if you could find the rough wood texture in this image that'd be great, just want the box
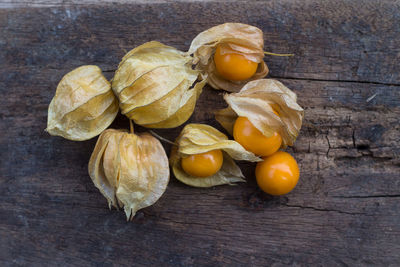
[1,1,400,266]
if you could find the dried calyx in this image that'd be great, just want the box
[112,41,206,128]
[170,123,260,188]
[187,23,268,92]
[215,79,304,147]
[88,122,169,220]
[46,65,119,141]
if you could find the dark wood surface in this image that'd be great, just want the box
[1,1,400,266]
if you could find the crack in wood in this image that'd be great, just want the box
[102,69,117,73]
[332,194,400,199]
[333,154,395,162]
[271,75,400,87]
[39,69,400,88]
[142,212,211,227]
[325,134,331,158]
[282,204,366,216]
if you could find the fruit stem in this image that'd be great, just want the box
[264,51,294,57]
[129,120,134,134]
[149,130,177,146]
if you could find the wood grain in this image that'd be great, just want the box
[1,1,399,266]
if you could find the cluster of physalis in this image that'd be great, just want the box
[46,23,304,220]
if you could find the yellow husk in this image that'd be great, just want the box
[46,65,118,141]
[187,23,268,92]
[215,79,304,147]
[88,129,170,220]
[170,124,260,188]
[112,41,206,128]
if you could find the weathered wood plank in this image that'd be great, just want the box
[1,0,400,84]
[0,0,216,9]
[1,1,400,266]
[1,71,399,265]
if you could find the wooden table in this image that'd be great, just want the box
[1,1,399,266]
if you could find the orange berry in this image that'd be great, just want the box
[255,151,299,195]
[233,117,282,157]
[181,149,223,177]
[214,44,258,81]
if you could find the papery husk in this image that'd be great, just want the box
[112,41,206,128]
[170,124,260,188]
[46,65,118,141]
[88,128,170,220]
[215,79,304,147]
[187,23,268,92]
